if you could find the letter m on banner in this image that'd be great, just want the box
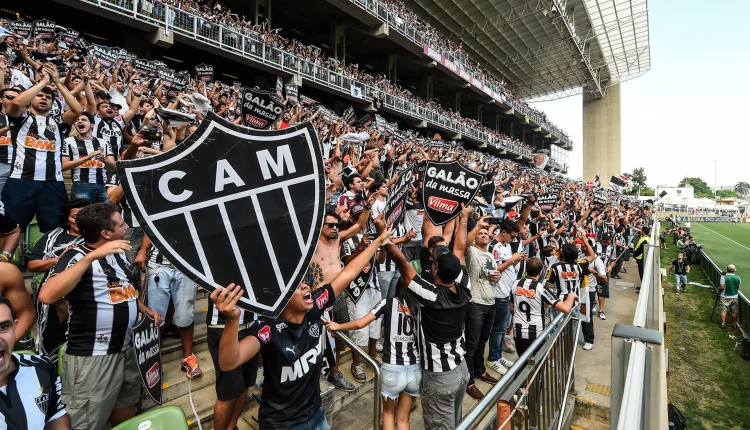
[117,112,325,317]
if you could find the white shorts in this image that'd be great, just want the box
[347,288,382,346]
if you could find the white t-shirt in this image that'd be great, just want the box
[371,198,387,219]
[109,86,129,113]
[587,257,606,288]
[492,241,515,299]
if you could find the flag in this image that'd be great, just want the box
[155,108,195,127]
[593,171,601,189]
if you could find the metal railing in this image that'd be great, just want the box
[611,213,668,429]
[696,245,750,335]
[67,0,562,155]
[330,330,381,427]
[456,311,580,430]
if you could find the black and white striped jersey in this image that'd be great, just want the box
[407,271,470,372]
[48,244,138,356]
[370,298,419,365]
[0,113,12,164]
[341,234,380,290]
[62,137,112,184]
[206,298,257,326]
[545,262,581,299]
[93,115,125,160]
[512,278,559,340]
[7,112,64,181]
[105,173,139,228]
[0,354,66,429]
[378,224,406,272]
[595,242,615,267]
[148,245,171,267]
[29,228,84,262]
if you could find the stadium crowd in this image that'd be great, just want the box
[0,13,649,430]
[103,0,565,149]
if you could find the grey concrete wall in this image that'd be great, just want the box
[583,83,621,185]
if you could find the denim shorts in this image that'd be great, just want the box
[381,362,422,399]
[147,265,197,327]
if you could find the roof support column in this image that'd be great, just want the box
[424,76,433,101]
[388,54,397,84]
[495,114,501,132]
[583,82,621,185]
[254,0,271,28]
[330,22,346,64]
[477,105,482,123]
[455,92,461,112]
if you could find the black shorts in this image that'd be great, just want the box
[597,282,610,299]
[514,337,535,356]
[207,327,260,401]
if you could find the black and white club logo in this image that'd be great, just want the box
[118,112,324,317]
[308,324,320,338]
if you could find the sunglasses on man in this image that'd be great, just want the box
[324,222,339,229]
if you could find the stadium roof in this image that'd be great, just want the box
[402,0,650,101]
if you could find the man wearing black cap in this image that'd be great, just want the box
[381,204,473,430]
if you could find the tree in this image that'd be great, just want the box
[717,189,737,199]
[625,167,648,196]
[640,187,655,196]
[678,177,713,198]
[735,181,750,198]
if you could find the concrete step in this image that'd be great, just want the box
[570,415,611,430]
[573,396,611,426]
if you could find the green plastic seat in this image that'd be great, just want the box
[112,406,190,430]
[58,342,67,380]
[26,221,44,256]
[10,247,21,266]
[409,259,422,274]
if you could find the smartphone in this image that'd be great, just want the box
[141,129,162,141]
[488,218,503,225]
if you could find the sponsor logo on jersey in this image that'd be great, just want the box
[280,335,324,383]
[24,136,57,151]
[315,288,329,309]
[257,325,272,343]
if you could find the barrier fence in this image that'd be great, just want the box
[697,246,750,336]
[611,213,668,429]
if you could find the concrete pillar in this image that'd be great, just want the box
[495,114,501,132]
[455,92,461,112]
[477,105,482,122]
[330,23,347,64]
[509,122,514,137]
[522,129,527,144]
[424,76,434,101]
[583,83,621,185]
[255,0,271,28]
[388,54,397,84]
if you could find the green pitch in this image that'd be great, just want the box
[687,222,750,281]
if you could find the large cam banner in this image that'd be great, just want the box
[421,161,482,225]
[118,113,324,317]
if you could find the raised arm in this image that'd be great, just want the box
[453,204,473,266]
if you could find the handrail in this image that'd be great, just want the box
[66,0,558,156]
[632,216,659,327]
[456,310,574,430]
[556,319,581,430]
[330,330,381,428]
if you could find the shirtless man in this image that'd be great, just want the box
[0,263,35,340]
[307,194,374,391]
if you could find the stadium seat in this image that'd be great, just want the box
[10,247,21,266]
[111,406,190,430]
[58,342,66,379]
[26,219,44,255]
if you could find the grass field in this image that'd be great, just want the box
[661,222,750,429]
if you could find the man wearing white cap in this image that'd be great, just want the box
[719,264,741,329]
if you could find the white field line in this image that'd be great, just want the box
[694,223,750,253]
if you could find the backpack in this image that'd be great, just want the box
[668,403,687,430]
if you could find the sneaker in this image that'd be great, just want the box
[499,357,515,369]
[591,305,598,314]
[583,343,594,351]
[676,291,680,295]
[503,337,516,353]
[376,340,383,353]
[599,312,606,320]
[351,364,367,383]
[486,360,508,375]
[181,354,203,379]
[328,371,356,392]
[612,274,622,279]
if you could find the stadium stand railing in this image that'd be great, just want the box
[455,306,580,429]
[65,0,558,158]
[610,213,668,429]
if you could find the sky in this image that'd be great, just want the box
[530,0,750,190]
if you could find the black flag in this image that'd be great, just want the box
[538,193,558,215]
[134,59,155,77]
[117,113,324,317]
[384,166,414,230]
[195,64,214,83]
[241,87,285,129]
[342,106,356,126]
[593,189,608,210]
[33,19,55,42]
[421,161,482,225]
[89,45,118,70]
[10,21,33,39]
[341,237,376,304]
[133,313,162,405]
[284,84,298,105]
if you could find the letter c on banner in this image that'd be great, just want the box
[159,170,193,202]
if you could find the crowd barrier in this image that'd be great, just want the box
[696,246,750,338]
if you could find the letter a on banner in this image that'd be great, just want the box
[421,161,483,225]
[118,112,325,317]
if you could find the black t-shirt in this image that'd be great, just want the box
[672,259,688,275]
[248,284,335,429]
